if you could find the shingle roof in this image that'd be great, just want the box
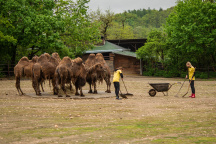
[85,41,137,57]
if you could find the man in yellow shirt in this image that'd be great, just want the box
[113,67,123,100]
[186,62,195,98]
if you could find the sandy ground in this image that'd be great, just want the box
[0,76,216,144]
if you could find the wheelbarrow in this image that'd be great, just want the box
[148,82,180,97]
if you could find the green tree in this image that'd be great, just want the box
[90,9,114,39]
[107,22,134,40]
[136,29,167,67]
[166,0,216,70]
[0,0,65,63]
[57,0,101,57]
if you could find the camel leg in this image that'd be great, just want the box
[40,82,45,92]
[69,81,73,91]
[107,81,111,93]
[16,77,24,95]
[15,77,21,95]
[80,86,84,97]
[105,80,108,93]
[36,80,41,96]
[88,83,93,93]
[75,86,79,96]
[55,78,61,96]
[93,82,98,94]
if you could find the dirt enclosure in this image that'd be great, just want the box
[0,76,216,144]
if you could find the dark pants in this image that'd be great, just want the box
[190,80,195,94]
[113,82,120,98]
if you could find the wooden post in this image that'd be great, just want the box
[140,59,143,75]
[8,62,10,77]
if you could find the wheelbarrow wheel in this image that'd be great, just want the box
[149,89,157,97]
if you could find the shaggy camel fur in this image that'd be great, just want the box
[85,54,104,93]
[52,52,61,63]
[71,57,87,97]
[32,53,59,95]
[86,63,106,94]
[95,53,111,93]
[54,57,73,97]
[14,56,39,95]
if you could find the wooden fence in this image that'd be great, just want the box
[0,62,16,77]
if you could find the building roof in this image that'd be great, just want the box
[113,51,137,58]
[85,41,137,58]
[107,39,147,52]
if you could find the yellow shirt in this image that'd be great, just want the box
[188,66,195,80]
[113,70,122,82]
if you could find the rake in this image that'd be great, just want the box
[121,79,133,96]
[174,78,186,97]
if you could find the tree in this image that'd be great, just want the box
[0,0,65,63]
[136,29,167,68]
[107,22,134,40]
[90,9,114,39]
[166,0,216,70]
[57,0,101,57]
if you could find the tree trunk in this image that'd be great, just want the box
[11,45,17,64]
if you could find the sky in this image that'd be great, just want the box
[87,0,177,13]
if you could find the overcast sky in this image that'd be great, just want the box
[87,0,177,13]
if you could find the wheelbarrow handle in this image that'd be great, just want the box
[168,83,175,90]
[168,82,181,90]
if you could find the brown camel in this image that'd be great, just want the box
[95,53,111,93]
[14,56,39,95]
[32,53,59,95]
[85,54,106,94]
[54,57,73,97]
[86,63,106,94]
[71,57,87,97]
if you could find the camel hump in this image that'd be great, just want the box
[59,57,72,66]
[44,53,51,59]
[52,52,61,62]
[19,57,29,63]
[96,53,105,62]
[32,56,38,63]
[38,54,49,62]
[73,57,83,65]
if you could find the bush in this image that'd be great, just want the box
[154,70,165,77]
[0,72,5,78]
[198,72,208,79]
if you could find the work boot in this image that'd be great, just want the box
[191,94,195,98]
[116,96,121,100]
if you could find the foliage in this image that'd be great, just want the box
[136,29,167,65]
[139,0,216,79]
[57,0,101,57]
[0,0,66,63]
[90,7,174,40]
[107,22,134,40]
[90,9,115,40]
[166,0,216,71]
[0,0,101,64]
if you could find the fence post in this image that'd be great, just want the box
[8,62,10,77]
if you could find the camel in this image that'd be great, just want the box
[54,57,73,97]
[86,63,106,94]
[85,54,106,94]
[32,53,59,95]
[14,56,40,95]
[71,57,87,97]
[95,53,111,93]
